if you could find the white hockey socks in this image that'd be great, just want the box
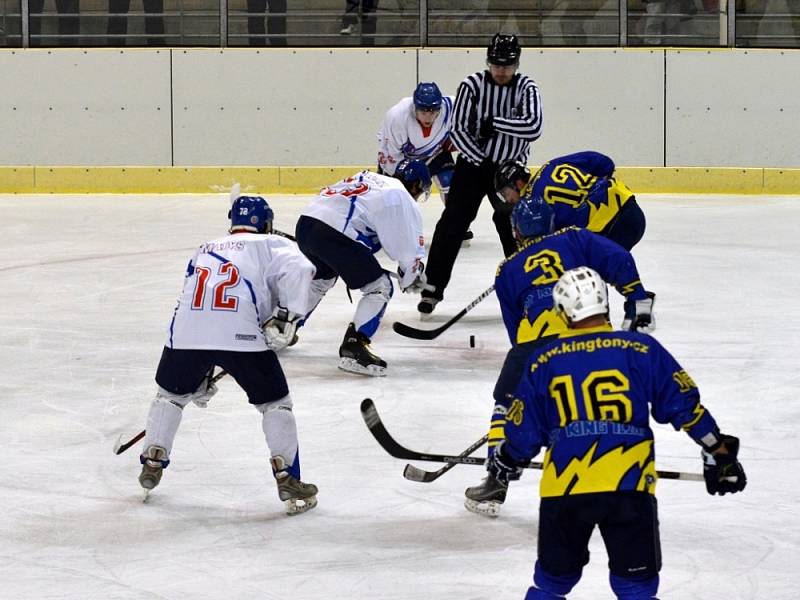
[143,388,190,456]
[256,395,299,470]
[353,274,393,332]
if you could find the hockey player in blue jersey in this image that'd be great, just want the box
[484,267,746,599]
[494,150,646,251]
[465,194,656,516]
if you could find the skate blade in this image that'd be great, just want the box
[460,240,471,248]
[418,312,434,322]
[464,498,502,518]
[142,489,151,503]
[284,495,318,515]
[338,358,386,377]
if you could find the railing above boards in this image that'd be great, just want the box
[1,0,798,48]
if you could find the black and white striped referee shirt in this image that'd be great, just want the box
[450,70,543,166]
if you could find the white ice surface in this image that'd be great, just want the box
[0,193,798,599]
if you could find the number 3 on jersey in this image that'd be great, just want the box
[191,263,240,311]
[523,249,565,285]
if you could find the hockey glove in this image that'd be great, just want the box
[487,442,524,484]
[702,434,747,496]
[263,306,301,351]
[622,291,656,333]
[190,373,219,409]
[398,260,434,294]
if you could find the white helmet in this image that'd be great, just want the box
[553,267,609,324]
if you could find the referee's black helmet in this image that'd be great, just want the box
[487,33,521,66]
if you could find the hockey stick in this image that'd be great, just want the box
[113,369,230,456]
[392,284,496,340]
[403,435,488,482]
[273,229,296,242]
[361,398,704,482]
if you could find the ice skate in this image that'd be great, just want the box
[461,229,474,248]
[338,323,387,377]
[138,445,169,491]
[464,474,507,518]
[339,23,356,35]
[417,296,440,321]
[272,456,318,515]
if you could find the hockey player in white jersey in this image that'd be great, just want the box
[138,195,319,515]
[378,82,473,246]
[295,160,432,377]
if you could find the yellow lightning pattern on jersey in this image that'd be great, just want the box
[540,439,657,497]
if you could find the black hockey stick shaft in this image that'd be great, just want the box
[392,284,496,340]
[273,229,296,241]
[403,434,489,482]
[113,369,229,456]
[361,398,704,482]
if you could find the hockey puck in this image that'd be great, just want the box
[469,335,476,348]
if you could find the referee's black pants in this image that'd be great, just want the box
[422,156,516,301]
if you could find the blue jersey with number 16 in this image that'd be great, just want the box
[503,324,719,498]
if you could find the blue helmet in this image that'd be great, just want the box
[395,159,433,200]
[413,82,443,111]
[228,195,274,233]
[511,194,555,240]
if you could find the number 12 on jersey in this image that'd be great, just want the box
[191,263,241,311]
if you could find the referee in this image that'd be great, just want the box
[418,33,544,317]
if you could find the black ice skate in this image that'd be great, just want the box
[338,323,387,377]
[461,229,474,248]
[464,474,507,518]
[417,296,440,321]
[138,445,169,492]
[271,456,318,515]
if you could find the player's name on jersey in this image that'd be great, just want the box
[200,240,247,253]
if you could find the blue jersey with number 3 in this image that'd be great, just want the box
[495,227,647,345]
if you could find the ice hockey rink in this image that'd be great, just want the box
[1,191,798,599]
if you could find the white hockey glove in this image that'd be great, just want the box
[398,260,434,294]
[263,306,301,351]
[190,375,219,409]
[621,291,656,333]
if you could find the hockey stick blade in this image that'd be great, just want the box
[363,398,704,482]
[392,284,495,340]
[361,397,491,465]
[113,430,145,455]
[403,434,489,482]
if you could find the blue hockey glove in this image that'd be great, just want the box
[622,291,656,333]
[487,442,524,484]
[702,434,747,496]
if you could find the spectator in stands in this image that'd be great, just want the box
[107,0,165,46]
[339,0,377,45]
[641,0,695,45]
[29,0,79,46]
[247,0,287,46]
